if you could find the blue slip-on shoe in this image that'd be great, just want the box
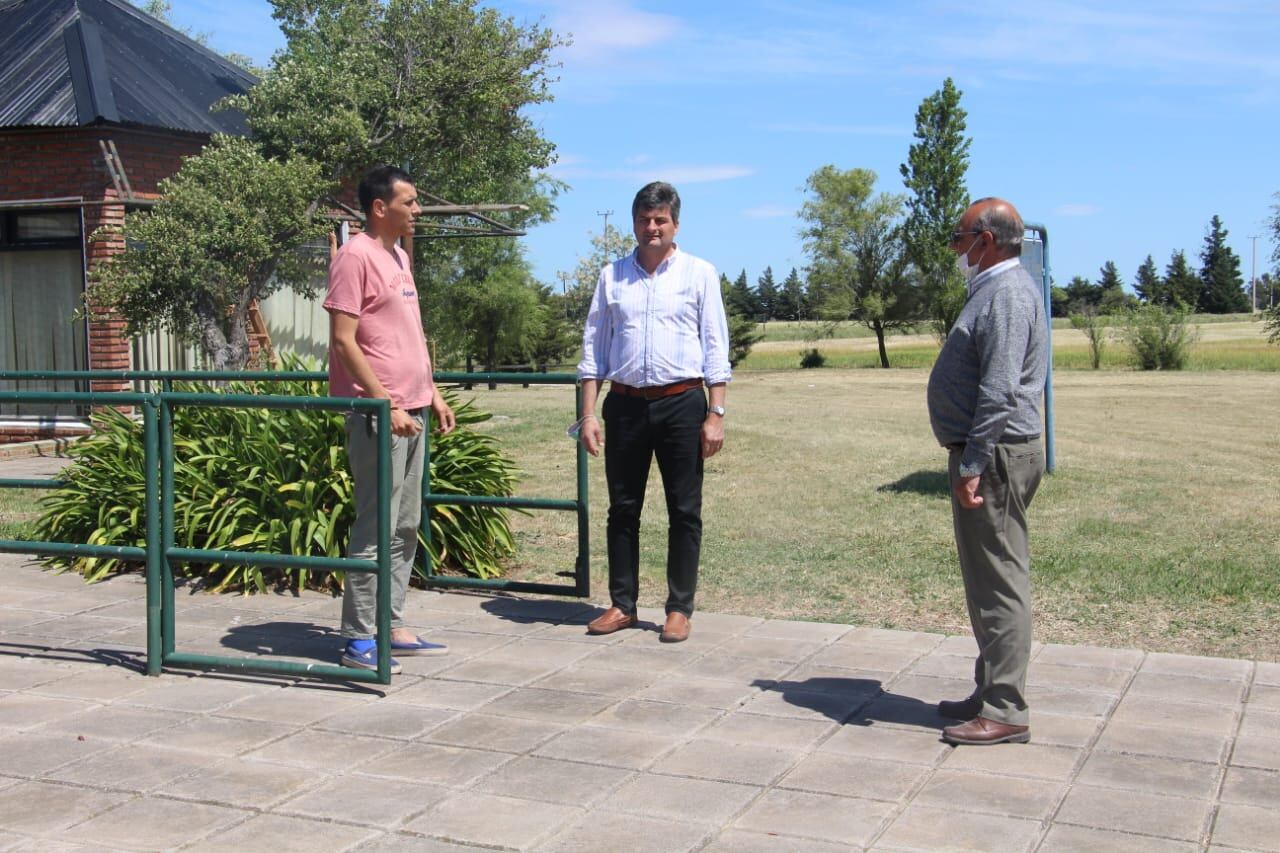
[341,642,402,674]
[391,636,449,657]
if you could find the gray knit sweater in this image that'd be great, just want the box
[927,260,1048,477]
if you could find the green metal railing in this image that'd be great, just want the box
[0,368,590,683]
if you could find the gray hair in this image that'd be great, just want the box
[971,197,1023,257]
[632,181,681,224]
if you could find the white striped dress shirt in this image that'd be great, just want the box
[577,247,733,388]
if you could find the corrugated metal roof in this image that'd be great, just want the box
[0,0,256,135]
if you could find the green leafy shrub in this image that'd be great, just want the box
[800,348,826,368]
[1120,305,1198,370]
[33,360,517,592]
[1068,308,1107,370]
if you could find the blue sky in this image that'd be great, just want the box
[171,0,1280,296]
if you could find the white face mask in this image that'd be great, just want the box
[956,237,984,284]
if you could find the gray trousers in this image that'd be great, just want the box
[341,410,425,639]
[948,440,1044,726]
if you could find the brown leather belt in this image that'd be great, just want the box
[609,378,703,400]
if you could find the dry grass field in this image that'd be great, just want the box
[472,368,1280,661]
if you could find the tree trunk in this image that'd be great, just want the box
[874,321,890,368]
[485,334,497,391]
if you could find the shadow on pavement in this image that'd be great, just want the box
[756,676,947,730]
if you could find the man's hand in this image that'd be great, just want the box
[580,416,604,457]
[431,395,456,435]
[390,407,422,437]
[701,415,724,459]
[954,474,984,509]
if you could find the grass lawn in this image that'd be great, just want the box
[470,367,1280,661]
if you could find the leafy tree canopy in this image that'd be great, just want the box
[899,77,970,338]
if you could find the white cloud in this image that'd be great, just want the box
[1056,203,1101,217]
[743,205,792,220]
[624,154,651,166]
[548,1,683,63]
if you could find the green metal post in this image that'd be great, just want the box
[160,399,176,657]
[375,401,392,685]
[143,399,162,676]
[575,382,591,596]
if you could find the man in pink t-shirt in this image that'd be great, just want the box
[325,165,455,673]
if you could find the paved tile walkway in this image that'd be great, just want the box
[1,456,1277,850]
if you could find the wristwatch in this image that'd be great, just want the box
[708,405,726,417]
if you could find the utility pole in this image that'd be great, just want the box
[558,272,569,294]
[596,209,614,259]
[1251,234,1260,312]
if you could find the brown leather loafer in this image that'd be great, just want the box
[659,611,690,643]
[938,696,983,720]
[587,606,636,635]
[943,716,1030,746]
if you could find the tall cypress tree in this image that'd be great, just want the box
[1198,215,1249,314]
[900,78,971,339]
[1134,254,1163,304]
[728,269,761,318]
[756,266,778,321]
[776,267,806,320]
[1164,250,1201,310]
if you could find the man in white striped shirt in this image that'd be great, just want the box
[577,182,732,643]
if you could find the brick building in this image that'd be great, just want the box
[0,0,254,441]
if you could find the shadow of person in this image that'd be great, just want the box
[876,469,950,497]
[754,676,948,731]
[219,620,337,662]
[479,598,652,631]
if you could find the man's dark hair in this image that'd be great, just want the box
[632,181,681,224]
[971,197,1024,257]
[358,165,414,217]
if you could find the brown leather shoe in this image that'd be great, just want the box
[938,696,983,720]
[587,606,635,635]
[659,611,690,643]
[943,716,1030,746]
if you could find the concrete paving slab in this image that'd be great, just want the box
[1034,643,1144,670]
[941,742,1083,781]
[1029,712,1104,748]
[246,728,402,770]
[702,829,850,853]
[1255,661,1280,686]
[818,721,951,765]
[733,788,894,847]
[542,811,710,853]
[361,742,511,787]
[596,773,761,826]
[164,757,318,808]
[1037,824,1198,852]
[700,710,835,751]
[1248,683,1280,711]
[0,781,130,836]
[60,797,243,850]
[405,792,581,850]
[424,712,567,754]
[46,742,221,792]
[1211,802,1280,852]
[188,813,379,852]
[1127,670,1249,705]
[1142,652,1253,681]
[874,803,1042,852]
[778,752,929,802]
[1055,785,1213,842]
[652,738,801,786]
[1231,732,1280,771]
[914,768,1064,819]
[471,755,632,806]
[533,725,680,770]
[275,774,451,829]
[1110,694,1241,735]
[480,686,616,723]
[1219,765,1280,807]
[1074,750,1221,799]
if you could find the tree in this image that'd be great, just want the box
[89,137,332,369]
[1064,275,1101,312]
[775,267,807,321]
[96,0,564,370]
[559,224,637,326]
[800,165,921,368]
[1134,254,1164,304]
[1164,250,1202,309]
[755,267,778,322]
[724,269,759,319]
[1198,215,1249,314]
[718,274,763,367]
[900,78,971,340]
[1069,308,1107,369]
[1096,261,1136,314]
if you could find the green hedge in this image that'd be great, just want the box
[33,363,518,593]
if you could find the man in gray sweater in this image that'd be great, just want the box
[927,197,1048,746]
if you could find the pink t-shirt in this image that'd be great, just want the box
[324,232,434,409]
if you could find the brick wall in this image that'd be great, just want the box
[1,127,210,441]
